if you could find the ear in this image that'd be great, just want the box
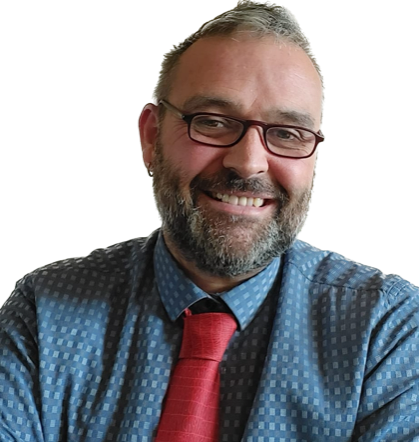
[139,103,159,167]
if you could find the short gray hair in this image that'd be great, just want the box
[153,1,322,102]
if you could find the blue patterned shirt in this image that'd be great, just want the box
[1,229,419,441]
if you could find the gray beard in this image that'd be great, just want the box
[152,142,312,278]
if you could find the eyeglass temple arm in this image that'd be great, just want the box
[159,100,185,119]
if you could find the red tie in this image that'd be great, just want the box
[155,309,237,442]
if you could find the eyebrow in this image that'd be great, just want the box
[182,96,238,112]
[181,95,316,129]
[267,109,315,129]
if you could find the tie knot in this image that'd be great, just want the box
[179,312,237,362]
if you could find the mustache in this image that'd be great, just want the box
[190,170,289,201]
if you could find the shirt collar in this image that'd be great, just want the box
[154,233,280,330]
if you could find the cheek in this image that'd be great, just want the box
[270,157,316,194]
[187,147,226,175]
[161,134,226,180]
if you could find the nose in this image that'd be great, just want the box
[222,126,269,178]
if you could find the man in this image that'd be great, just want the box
[1,1,418,441]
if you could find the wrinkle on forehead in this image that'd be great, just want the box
[170,36,323,128]
[182,95,316,128]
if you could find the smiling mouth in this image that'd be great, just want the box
[210,192,265,207]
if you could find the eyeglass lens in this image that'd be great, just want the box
[190,114,316,158]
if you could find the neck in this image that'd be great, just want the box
[163,232,265,293]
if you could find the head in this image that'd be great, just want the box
[140,1,323,281]
[154,1,322,103]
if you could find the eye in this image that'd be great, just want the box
[193,115,233,131]
[191,115,243,137]
[266,127,315,153]
[270,128,300,141]
[189,114,243,145]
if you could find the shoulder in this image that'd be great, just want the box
[282,240,419,363]
[5,230,160,308]
[284,239,418,300]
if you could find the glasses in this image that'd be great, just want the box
[159,99,324,159]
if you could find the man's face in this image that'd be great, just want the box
[145,35,323,277]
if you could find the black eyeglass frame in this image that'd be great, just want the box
[158,99,324,159]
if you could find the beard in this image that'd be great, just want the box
[152,140,312,278]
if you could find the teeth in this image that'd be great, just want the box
[215,193,264,207]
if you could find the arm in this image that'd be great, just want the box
[353,284,419,441]
[0,276,44,442]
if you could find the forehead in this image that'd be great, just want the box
[168,34,323,127]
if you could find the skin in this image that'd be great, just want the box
[140,33,323,293]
